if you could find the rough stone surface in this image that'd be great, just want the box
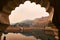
[0,12,9,24]
[0,0,59,40]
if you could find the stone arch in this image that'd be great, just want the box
[0,0,58,40]
[2,0,53,24]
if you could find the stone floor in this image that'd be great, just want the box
[1,33,41,40]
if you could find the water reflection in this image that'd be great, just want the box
[1,33,41,40]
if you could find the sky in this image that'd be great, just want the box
[9,1,49,24]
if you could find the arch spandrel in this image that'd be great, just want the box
[2,0,50,15]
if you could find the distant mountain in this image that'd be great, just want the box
[11,17,51,27]
[20,20,33,24]
[11,20,33,27]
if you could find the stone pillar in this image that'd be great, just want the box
[0,12,9,40]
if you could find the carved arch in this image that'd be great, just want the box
[0,0,58,40]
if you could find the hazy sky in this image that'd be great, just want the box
[9,1,49,24]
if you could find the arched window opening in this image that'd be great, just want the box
[9,1,49,25]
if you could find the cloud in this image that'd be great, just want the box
[9,1,49,24]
